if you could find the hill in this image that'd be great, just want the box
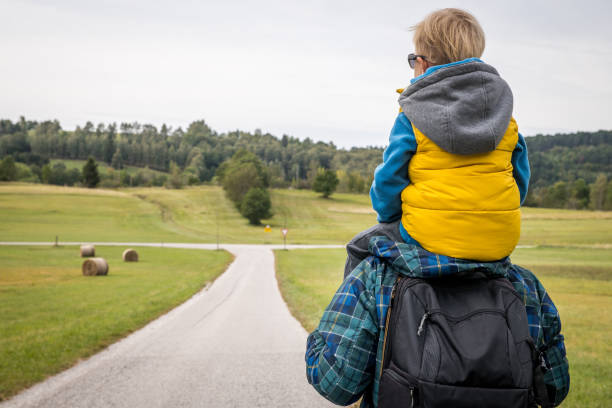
[1,184,611,246]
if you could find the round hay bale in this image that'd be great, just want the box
[80,245,95,257]
[122,249,139,262]
[82,258,109,276]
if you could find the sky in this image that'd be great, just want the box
[1,0,611,148]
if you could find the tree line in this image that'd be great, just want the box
[0,117,380,193]
[0,117,611,209]
[523,130,612,210]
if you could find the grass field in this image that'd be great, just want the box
[2,183,611,247]
[1,182,611,405]
[0,245,232,401]
[275,246,612,407]
[50,159,167,177]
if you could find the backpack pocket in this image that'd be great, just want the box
[378,364,416,408]
[418,380,529,408]
[419,309,522,387]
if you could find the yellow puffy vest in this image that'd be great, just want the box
[400,118,520,261]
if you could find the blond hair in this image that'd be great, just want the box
[412,8,485,65]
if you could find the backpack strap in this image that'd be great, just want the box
[530,341,553,408]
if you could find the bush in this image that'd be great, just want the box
[0,156,17,181]
[164,161,185,189]
[120,170,131,187]
[240,187,272,225]
[153,174,168,187]
[312,168,339,198]
[99,178,121,188]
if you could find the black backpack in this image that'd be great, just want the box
[378,273,551,408]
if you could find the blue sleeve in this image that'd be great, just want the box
[306,264,378,405]
[512,133,530,205]
[370,113,417,222]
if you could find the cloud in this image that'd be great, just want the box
[1,0,611,148]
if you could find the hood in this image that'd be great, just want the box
[367,236,510,278]
[399,61,513,155]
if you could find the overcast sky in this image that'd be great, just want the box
[1,0,611,148]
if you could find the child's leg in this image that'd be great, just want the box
[344,220,402,279]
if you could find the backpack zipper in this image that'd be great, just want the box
[416,308,506,336]
[379,276,402,378]
[384,367,417,407]
[417,312,431,336]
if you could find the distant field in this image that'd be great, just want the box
[0,184,190,243]
[275,246,612,407]
[50,159,167,177]
[130,186,377,244]
[0,183,379,244]
[2,183,611,246]
[0,245,232,401]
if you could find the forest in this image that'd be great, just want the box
[0,117,610,209]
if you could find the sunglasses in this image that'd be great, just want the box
[407,53,428,69]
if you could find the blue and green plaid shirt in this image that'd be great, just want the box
[306,237,569,407]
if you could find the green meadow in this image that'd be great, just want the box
[2,183,611,247]
[50,159,167,177]
[1,183,611,406]
[0,245,232,400]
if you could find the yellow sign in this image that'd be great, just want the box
[264,225,272,233]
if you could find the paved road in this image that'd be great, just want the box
[1,243,341,408]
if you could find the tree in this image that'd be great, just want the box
[67,168,81,186]
[120,170,131,187]
[312,168,339,198]
[568,178,589,209]
[240,187,272,225]
[0,156,17,181]
[589,174,608,210]
[49,162,68,185]
[103,124,116,163]
[540,181,568,208]
[82,157,100,188]
[216,149,269,188]
[605,181,612,211]
[218,150,269,207]
[348,171,366,193]
[222,162,264,206]
[165,161,185,189]
[41,164,52,183]
[111,148,123,169]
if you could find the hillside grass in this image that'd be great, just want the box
[50,159,167,177]
[0,245,232,401]
[275,246,612,407]
[0,184,190,243]
[2,183,611,246]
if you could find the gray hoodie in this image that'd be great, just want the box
[398,61,513,155]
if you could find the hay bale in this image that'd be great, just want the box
[80,245,95,257]
[122,249,139,262]
[82,258,109,276]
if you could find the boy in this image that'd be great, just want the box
[344,8,530,277]
[307,8,568,408]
